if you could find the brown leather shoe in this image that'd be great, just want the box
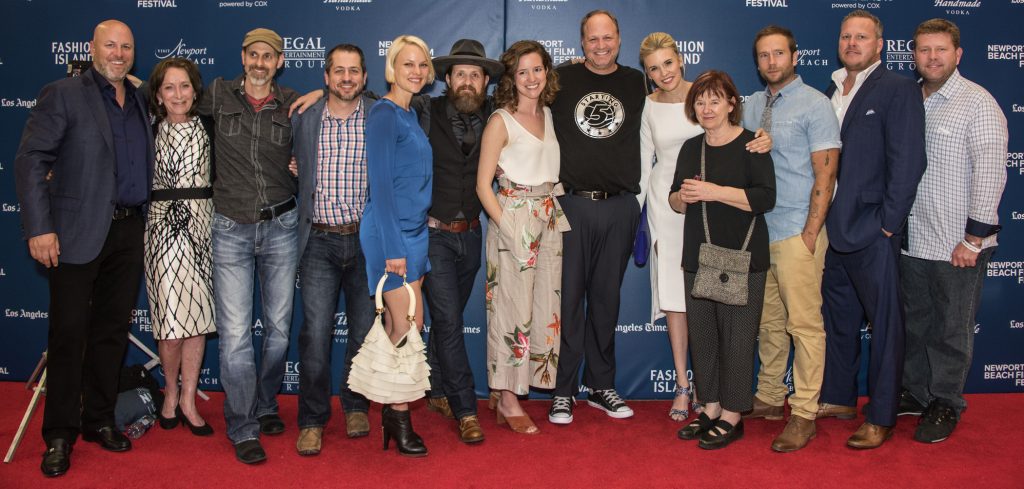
[817,403,857,420]
[847,422,893,449]
[345,412,370,438]
[744,396,784,420]
[771,415,816,452]
[296,427,323,456]
[458,415,485,444]
[427,397,454,419]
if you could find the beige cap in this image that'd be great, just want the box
[242,28,283,53]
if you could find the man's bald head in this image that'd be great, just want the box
[91,20,135,84]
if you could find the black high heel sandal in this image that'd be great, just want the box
[382,405,427,457]
[176,406,214,437]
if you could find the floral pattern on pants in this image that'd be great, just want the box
[486,178,570,393]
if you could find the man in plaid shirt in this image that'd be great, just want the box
[291,44,377,456]
[900,18,1008,444]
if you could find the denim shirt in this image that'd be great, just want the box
[743,75,840,243]
[197,75,299,223]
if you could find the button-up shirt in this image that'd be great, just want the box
[314,99,367,225]
[905,69,1008,261]
[830,60,881,126]
[92,68,149,207]
[743,75,841,243]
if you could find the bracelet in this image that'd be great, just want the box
[960,239,982,254]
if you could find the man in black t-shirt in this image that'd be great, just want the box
[548,9,648,425]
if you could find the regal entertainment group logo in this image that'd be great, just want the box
[52,40,91,66]
[155,40,215,65]
[885,39,915,71]
[283,361,300,392]
[283,35,325,69]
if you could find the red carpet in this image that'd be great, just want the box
[1,382,1022,488]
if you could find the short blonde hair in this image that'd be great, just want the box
[384,35,435,84]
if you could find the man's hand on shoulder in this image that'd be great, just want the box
[28,233,60,268]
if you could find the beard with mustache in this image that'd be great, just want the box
[449,84,486,114]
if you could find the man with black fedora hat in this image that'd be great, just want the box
[413,39,503,444]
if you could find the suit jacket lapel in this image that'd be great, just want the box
[840,66,884,137]
[305,100,326,188]
[81,71,115,153]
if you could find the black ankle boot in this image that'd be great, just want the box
[382,405,428,457]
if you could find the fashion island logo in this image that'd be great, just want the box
[52,40,91,65]
[155,40,215,65]
[1008,151,1024,176]
[575,92,624,139]
[987,44,1024,68]
[796,46,829,67]
[649,368,693,394]
[885,39,915,71]
[5,308,48,319]
[322,0,371,11]
[517,0,567,10]
[537,40,577,65]
[676,39,705,67]
[283,36,325,69]
[377,40,435,58]
[987,260,1024,284]
[137,0,177,7]
[283,361,300,392]
[982,363,1024,386]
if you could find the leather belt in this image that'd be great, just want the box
[258,197,296,221]
[112,205,143,220]
[151,187,213,202]
[312,221,359,235]
[427,216,480,233]
[570,189,609,200]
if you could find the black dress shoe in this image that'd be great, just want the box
[698,419,745,450]
[40,439,72,477]
[258,414,285,436]
[234,439,267,464]
[177,407,214,436]
[678,412,717,440]
[81,426,131,452]
[158,411,179,430]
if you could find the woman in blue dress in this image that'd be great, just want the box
[357,34,434,457]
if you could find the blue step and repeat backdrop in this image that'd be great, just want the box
[1,0,1022,399]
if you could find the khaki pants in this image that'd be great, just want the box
[485,179,569,394]
[756,232,827,420]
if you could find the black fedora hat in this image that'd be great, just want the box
[433,39,504,79]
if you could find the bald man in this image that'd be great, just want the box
[15,19,154,477]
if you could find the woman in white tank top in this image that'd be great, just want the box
[476,40,570,435]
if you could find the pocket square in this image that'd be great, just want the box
[865,109,876,116]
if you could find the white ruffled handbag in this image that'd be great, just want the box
[347,274,431,404]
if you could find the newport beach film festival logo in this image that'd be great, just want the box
[1008,150,1024,177]
[154,40,215,65]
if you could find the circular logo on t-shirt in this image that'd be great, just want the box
[574,92,624,139]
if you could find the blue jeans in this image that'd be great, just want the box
[424,226,481,419]
[212,208,298,444]
[901,248,993,413]
[297,229,374,427]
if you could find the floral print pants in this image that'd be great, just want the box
[485,177,570,394]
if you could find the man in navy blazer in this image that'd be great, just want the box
[14,20,154,477]
[291,44,377,455]
[816,10,926,449]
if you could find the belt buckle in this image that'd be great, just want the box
[448,219,469,233]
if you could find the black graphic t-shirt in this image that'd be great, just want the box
[552,62,646,195]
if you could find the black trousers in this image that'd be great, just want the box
[554,193,640,397]
[43,215,145,442]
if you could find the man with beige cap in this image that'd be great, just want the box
[195,27,300,464]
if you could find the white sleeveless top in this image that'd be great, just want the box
[493,107,560,186]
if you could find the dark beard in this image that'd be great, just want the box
[450,87,485,114]
[329,85,360,102]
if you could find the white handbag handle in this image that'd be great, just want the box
[374,273,417,322]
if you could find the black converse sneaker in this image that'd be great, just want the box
[587,389,634,419]
[548,396,574,425]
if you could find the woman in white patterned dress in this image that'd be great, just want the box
[145,57,215,436]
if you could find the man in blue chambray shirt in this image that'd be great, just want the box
[741,25,840,453]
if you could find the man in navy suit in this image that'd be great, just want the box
[815,9,926,449]
[15,19,153,476]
